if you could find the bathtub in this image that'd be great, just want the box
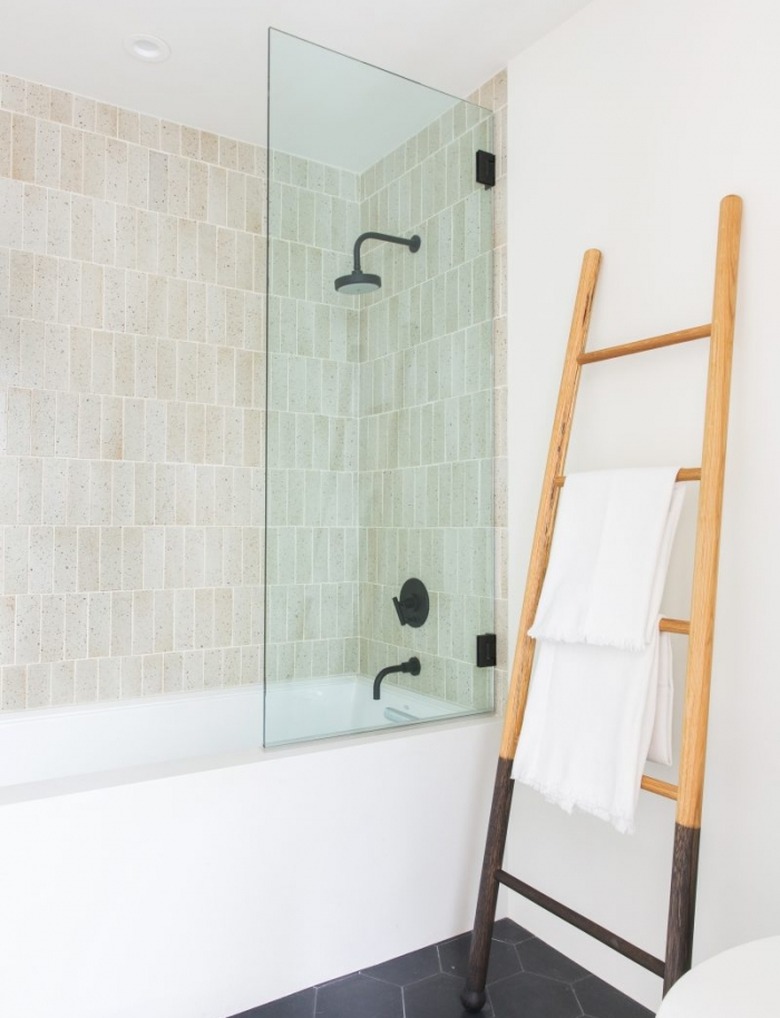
[0,671,500,1018]
[264,674,470,745]
[0,675,473,787]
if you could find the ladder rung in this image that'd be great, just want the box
[641,776,679,800]
[526,617,689,637]
[675,468,702,483]
[554,468,700,488]
[496,869,666,977]
[578,324,711,364]
[660,617,690,635]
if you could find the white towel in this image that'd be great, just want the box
[513,633,670,833]
[513,468,685,831]
[530,468,685,650]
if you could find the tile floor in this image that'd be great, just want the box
[228,919,654,1018]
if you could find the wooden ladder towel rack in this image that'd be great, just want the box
[461,195,742,1011]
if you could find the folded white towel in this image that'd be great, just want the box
[530,468,685,650]
[648,641,674,766]
[513,632,670,833]
[514,468,685,831]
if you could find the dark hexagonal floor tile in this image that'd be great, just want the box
[487,971,583,1018]
[574,975,654,1018]
[439,931,522,985]
[362,944,440,986]
[404,972,495,1018]
[516,937,591,983]
[228,930,651,1018]
[492,918,535,945]
[314,972,403,1018]
[229,986,315,1018]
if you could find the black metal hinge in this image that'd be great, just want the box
[475,150,496,189]
[476,633,497,667]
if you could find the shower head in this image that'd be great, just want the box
[334,269,382,295]
[335,231,421,295]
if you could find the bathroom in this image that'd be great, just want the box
[0,0,778,1016]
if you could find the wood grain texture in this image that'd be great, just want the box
[554,468,700,488]
[659,618,691,636]
[500,249,601,760]
[676,195,742,830]
[578,324,711,364]
[664,823,701,993]
[640,776,679,800]
[461,758,515,1012]
[467,197,741,1005]
[496,869,665,977]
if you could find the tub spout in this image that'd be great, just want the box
[373,657,421,700]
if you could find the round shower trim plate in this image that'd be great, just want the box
[124,34,172,63]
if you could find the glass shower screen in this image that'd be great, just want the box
[264,29,494,746]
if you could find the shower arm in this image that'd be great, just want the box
[352,232,420,272]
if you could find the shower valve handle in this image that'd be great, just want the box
[392,578,429,628]
[393,595,415,626]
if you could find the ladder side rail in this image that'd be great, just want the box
[461,248,602,1013]
[500,247,603,759]
[664,194,743,993]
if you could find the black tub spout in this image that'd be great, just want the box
[373,657,421,700]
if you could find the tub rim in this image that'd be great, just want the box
[0,706,499,807]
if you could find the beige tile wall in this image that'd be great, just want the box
[357,98,496,708]
[0,73,266,710]
[0,65,508,717]
[265,152,362,681]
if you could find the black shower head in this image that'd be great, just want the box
[334,232,421,295]
[334,270,382,294]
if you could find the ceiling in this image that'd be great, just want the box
[0,0,594,152]
[269,30,465,172]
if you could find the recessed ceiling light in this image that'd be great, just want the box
[124,35,171,63]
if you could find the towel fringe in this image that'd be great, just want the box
[514,769,636,835]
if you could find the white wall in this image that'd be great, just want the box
[505,0,780,1008]
[0,718,500,1018]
